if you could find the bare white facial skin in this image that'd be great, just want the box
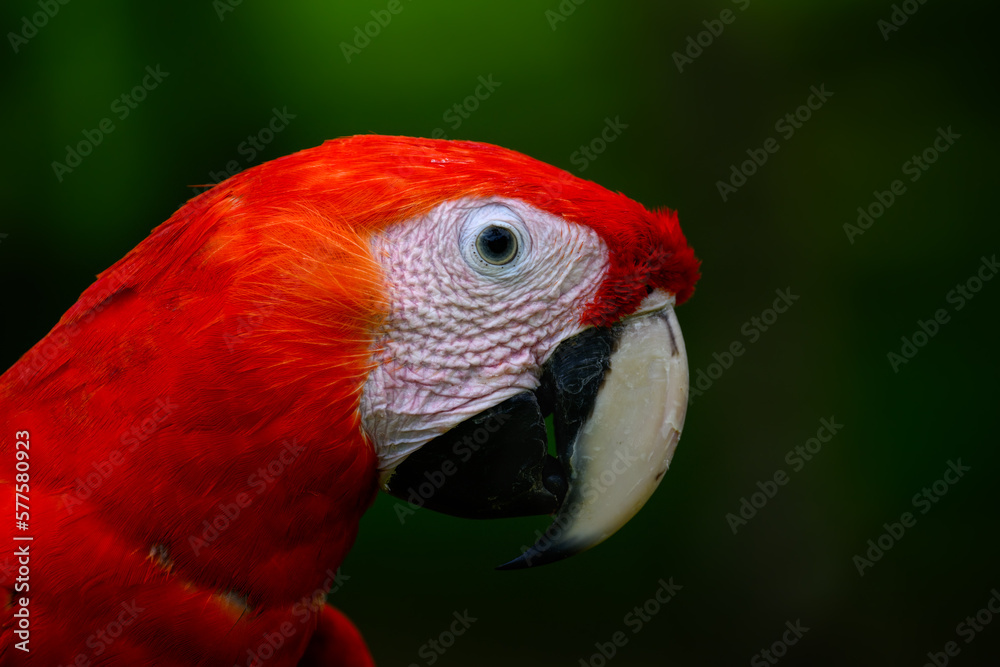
[361,197,609,481]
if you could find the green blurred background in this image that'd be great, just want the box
[2,1,998,665]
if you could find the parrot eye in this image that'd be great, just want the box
[475,226,518,265]
[459,203,530,277]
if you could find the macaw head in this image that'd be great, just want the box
[3,134,700,666]
[70,134,699,573]
[331,135,700,568]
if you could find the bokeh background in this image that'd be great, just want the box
[2,1,998,665]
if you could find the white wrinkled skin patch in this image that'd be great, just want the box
[361,197,609,481]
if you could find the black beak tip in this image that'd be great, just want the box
[495,555,534,571]
[495,544,585,571]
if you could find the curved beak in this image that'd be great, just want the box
[382,302,689,569]
[500,305,689,568]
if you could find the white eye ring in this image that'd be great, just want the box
[459,203,530,277]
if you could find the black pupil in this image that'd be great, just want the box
[479,226,514,262]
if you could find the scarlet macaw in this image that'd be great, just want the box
[1,135,699,665]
